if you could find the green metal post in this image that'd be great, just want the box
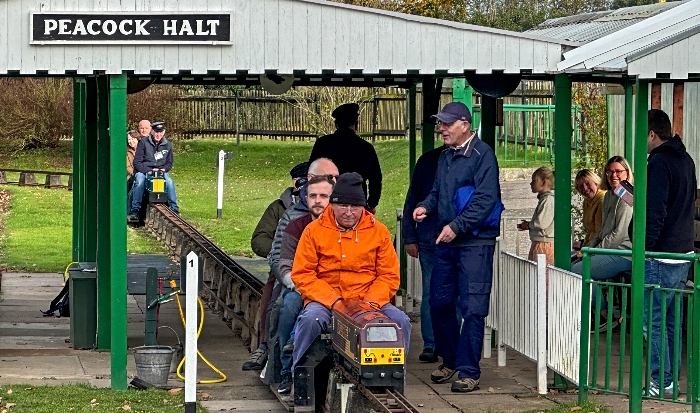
[624,80,635,169]
[579,252,592,404]
[452,78,473,114]
[553,74,572,270]
[72,78,87,262]
[692,262,700,412]
[84,77,98,262]
[96,75,111,352]
[408,84,417,178]
[629,79,649,413]
[109,74,128,390]
[481,96,497,150]
[145,268,159,346]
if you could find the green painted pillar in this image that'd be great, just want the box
[553,74,572,270]
[72,79,87,262]
[84,78,98,262]
[408,84,417,178]
[628,79,648,413]
[96,74,112,352]
[481,96,497,150]
[452,78,473,114]
[624,80,635,169]
[108,73,128,390]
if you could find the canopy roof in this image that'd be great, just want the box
[0,0,577,84]
[557,0,700,79]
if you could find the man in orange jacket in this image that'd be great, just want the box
[290,172,411,370]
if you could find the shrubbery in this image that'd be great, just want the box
[0,79,196,155]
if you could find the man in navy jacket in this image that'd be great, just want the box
[402,145,444,363]
[130,121,179,219]
[413,102,501,393]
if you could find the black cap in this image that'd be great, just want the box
[432,102,472,124]
[330,172,366,207]
[151,121,166,132]
[331,103,360,123]
[290,161,309,179]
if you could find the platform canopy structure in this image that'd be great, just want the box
[0,0,582,390]
[550,1,700,411]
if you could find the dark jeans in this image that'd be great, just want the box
[643,258,691,387]
[419,248,436,350]
[277,288,303,375]
[430,243,494,380]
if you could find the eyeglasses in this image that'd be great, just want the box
[310,173,339,182]
[437,120,463,128]
[335,204,363,213]
[606,169,627,176]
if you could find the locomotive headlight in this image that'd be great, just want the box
[366,326,397,342]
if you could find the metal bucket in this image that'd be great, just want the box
[133,345,173,388]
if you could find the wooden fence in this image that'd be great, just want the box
[171,82,555,142]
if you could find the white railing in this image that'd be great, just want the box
[547,265,583,386]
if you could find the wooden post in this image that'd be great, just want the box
[673,82,684,138]
[651,83,662,109]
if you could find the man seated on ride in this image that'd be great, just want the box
[129,121,179,220]
[290,172,411,371]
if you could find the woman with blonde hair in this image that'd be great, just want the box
[575,169,606,248]
[571,156,634,329]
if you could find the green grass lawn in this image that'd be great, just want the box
[0,137,551,271]
[0,383,206,413]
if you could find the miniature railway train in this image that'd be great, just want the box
[129,171,168,224]
[289,300,407,412]
[144,204,417,413]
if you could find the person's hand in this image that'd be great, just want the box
[146,170,153,176]
[413,207,427,222]
[405,243,419,258]
[436,225,457,243]
[517,220,529,231]
[576,250,583,259]
[331,298,343,310]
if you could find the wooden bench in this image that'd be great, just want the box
[0,169,72,190]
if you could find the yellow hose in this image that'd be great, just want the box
[170,279,227,384]
[62,262,79,284]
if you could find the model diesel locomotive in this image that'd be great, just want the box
[292,299,406,411]
[331,300,405,392]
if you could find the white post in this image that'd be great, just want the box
[483,326,492,358]
[216,150,225,219]
[185,251,199,413]
[536,254,547,395]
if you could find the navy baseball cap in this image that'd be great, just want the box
[151,121,166,132]
[432,102,472,124]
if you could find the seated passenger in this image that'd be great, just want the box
[574,169,606,249]
[129,121,179,220]
[571,156,634,329]
[274,174,335,394]
[291,173,411,375]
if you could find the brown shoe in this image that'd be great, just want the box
[451,377,480,392]
[430,365,456,384]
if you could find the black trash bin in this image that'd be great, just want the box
[69,262,97,350]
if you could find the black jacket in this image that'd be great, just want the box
[133,135,174,174]
[642,135,697,252]
[402,146,444,251]
[309,128,382,209]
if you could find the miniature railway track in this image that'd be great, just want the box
[146,203,265,351]
[338,366,420,413]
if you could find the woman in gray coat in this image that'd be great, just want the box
[571,156,634,328]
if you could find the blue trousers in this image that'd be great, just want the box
[643,259,691,387]
[130,172,179,213]
[419,248,436,350]
[278,289,303,375]
[292,301,411,371]
[430,243,494,380]
[571,254,632,310]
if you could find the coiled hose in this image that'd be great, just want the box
[170,279,227,384]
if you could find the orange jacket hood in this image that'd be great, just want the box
[291,207,400,309]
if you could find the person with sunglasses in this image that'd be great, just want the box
[291,172,411,376]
